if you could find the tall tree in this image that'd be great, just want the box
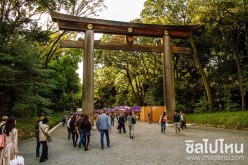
[141,0,214,112]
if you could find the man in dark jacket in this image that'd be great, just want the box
[173,110,181,133]
[118,112,126,133]
[35,114,44,159]
[76,113,84,148]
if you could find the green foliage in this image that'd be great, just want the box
[193,99,208,113]
[187,111,248,130]
[224,99,240,112]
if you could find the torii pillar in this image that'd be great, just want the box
[162,31,176,123]
[82,30,94,122]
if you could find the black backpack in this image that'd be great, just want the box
[131,117,136,124]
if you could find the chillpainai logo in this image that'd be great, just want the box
[185,139,244,154]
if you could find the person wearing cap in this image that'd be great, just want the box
[39,117,49,163]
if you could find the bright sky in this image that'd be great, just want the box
[77,0,146,82]
[97,0,146,21]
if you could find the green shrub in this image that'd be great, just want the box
[187,111,248,130]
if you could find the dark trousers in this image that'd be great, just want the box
[111,118,114,126]
[36,137,40,157]
[119,123,126,133]
[83,134,90,148]
[62,120,66,126]
[72,131,78,147]
[181,121,186,129]
[40,141,48,162]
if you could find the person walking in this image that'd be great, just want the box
[76,113,84,148]
[180,111,187,130]
[67,113,73,140]
[70,114,78,147]
[110,112,115,126]
[1,116,19,165]
[61,114,67,127]
[159,112,167,133]
[0,116,8,164]
[118,112,126,134]
[127,111,136,139]
[174,110,181,133]
[97,110,111,150]
[35,114,44,159]
[0,116,8,134]
[39,117,49,163]
[81,115,91,151]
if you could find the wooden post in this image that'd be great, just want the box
[162,31,176,123]
[82,30,94,123]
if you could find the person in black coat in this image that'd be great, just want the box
[118,112,126,133]
[81,115,91,151]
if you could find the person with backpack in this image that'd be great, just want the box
[127,111,136,139]
[159,112,167,133]
[174,110,181,133]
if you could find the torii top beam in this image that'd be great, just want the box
[50,11,199,38]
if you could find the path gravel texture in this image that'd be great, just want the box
[19,120,248,165]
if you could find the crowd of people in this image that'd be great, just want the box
[63,109,137,151]
[0,109,187,164]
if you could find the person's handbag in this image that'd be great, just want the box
[40,127,52,142]
[10,155,25,165]
[47,135,52,142]
[0,133,5,149]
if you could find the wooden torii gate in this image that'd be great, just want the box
[50,11,199,123]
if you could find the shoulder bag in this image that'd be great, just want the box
[40,127,52,142]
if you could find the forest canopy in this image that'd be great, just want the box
[0,0,247,117]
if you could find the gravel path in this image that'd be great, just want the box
[19,120,248,165]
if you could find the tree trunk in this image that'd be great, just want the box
[190,37,214,112]
[231,45,247,110]
[219,25,247,110]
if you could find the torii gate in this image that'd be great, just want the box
[50,12,199,123]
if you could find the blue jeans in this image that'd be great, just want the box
[36,137,40,157]
[78,131,85,147]
[161,122,166,132]
[100,129,110,149]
